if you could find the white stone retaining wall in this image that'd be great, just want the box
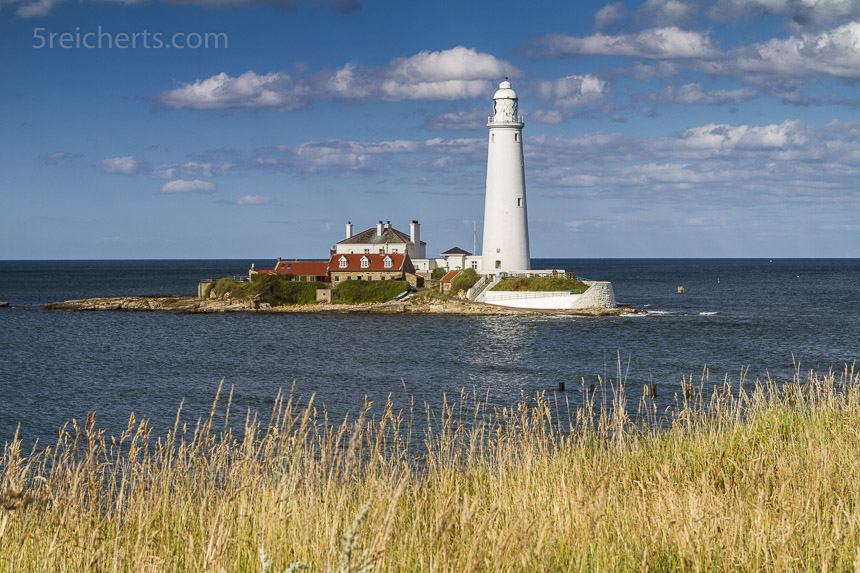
[483,280,616,310]
[572,281,616,309]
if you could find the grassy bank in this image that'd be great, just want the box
[492,276,590,293]
[208,275,325,306]
[334,279,409,304]
[2,365,860,571]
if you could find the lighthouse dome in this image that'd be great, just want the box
[493,80,517,100]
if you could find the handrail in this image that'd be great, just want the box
[475,275,502,302]
[487,114,524,124]
[466,276,488,300]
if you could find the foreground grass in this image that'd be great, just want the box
[3,366,860,571]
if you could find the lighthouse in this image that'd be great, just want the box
[481,79,531,273]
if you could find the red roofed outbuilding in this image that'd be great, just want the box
[251,258,330,283]
[440,269,462,294]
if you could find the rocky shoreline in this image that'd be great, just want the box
[42,295,636,316]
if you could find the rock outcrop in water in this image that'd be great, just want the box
[43,295,634,316]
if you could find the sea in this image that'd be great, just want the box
[1,258,858,448]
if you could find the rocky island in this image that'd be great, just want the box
[43,294,634,316]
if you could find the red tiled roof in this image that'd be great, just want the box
[329,253,407,272]
[441,270,461,283]
[266,260,330,276]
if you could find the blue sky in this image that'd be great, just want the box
[1,0,859,259]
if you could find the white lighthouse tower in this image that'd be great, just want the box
[481,78,531,273]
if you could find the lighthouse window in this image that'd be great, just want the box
[517,198,522,207]
[491,134,495,142]
[514,133,519,142]
[495,260,502,269]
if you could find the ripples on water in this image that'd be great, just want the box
[1,258,858,446]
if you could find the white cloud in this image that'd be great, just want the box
[157,46,515,111]
[657,83,757,105]
[530,109,566,125]
[38,151,81,164]
[12,0,357,18]
[637,0,698,27]
[594,3,627,31]
[160,179,216,193]
[93,156,141,175]
[528,21,860,105]
[15,0,58,17]
[713,22,860,86]
[236,194,271,205]
[388,46,509,82]
[528,27,720,59]
[158,71,309,111]
[708,0,860,30]
[535,75,608,108]
[424,110,486,131]
[528,120,860,204]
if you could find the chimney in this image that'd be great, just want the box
[385,220,391,229]
[345,221,353,239]
[377,220,384,236]
[410,220,420,245]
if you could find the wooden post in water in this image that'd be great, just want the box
[589,383,596,395]
[557,381,565,392]
[684,385,692,400]
[650,383,657,399]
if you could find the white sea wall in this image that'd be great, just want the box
[572,281,616,309]
[483,281,616,310]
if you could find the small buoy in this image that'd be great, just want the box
[677,286,685,294]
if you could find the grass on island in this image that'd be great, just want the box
[3,365,860,571]
[333,279,410,304]
[491,276,590,293]
[449,268,479,297]
[207,275,325,306]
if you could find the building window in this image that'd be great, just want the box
[338,257,348,269]
[360,256,369,269]
[383,256,393,269]
[496,248,500,253]
[471,261,478,269]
